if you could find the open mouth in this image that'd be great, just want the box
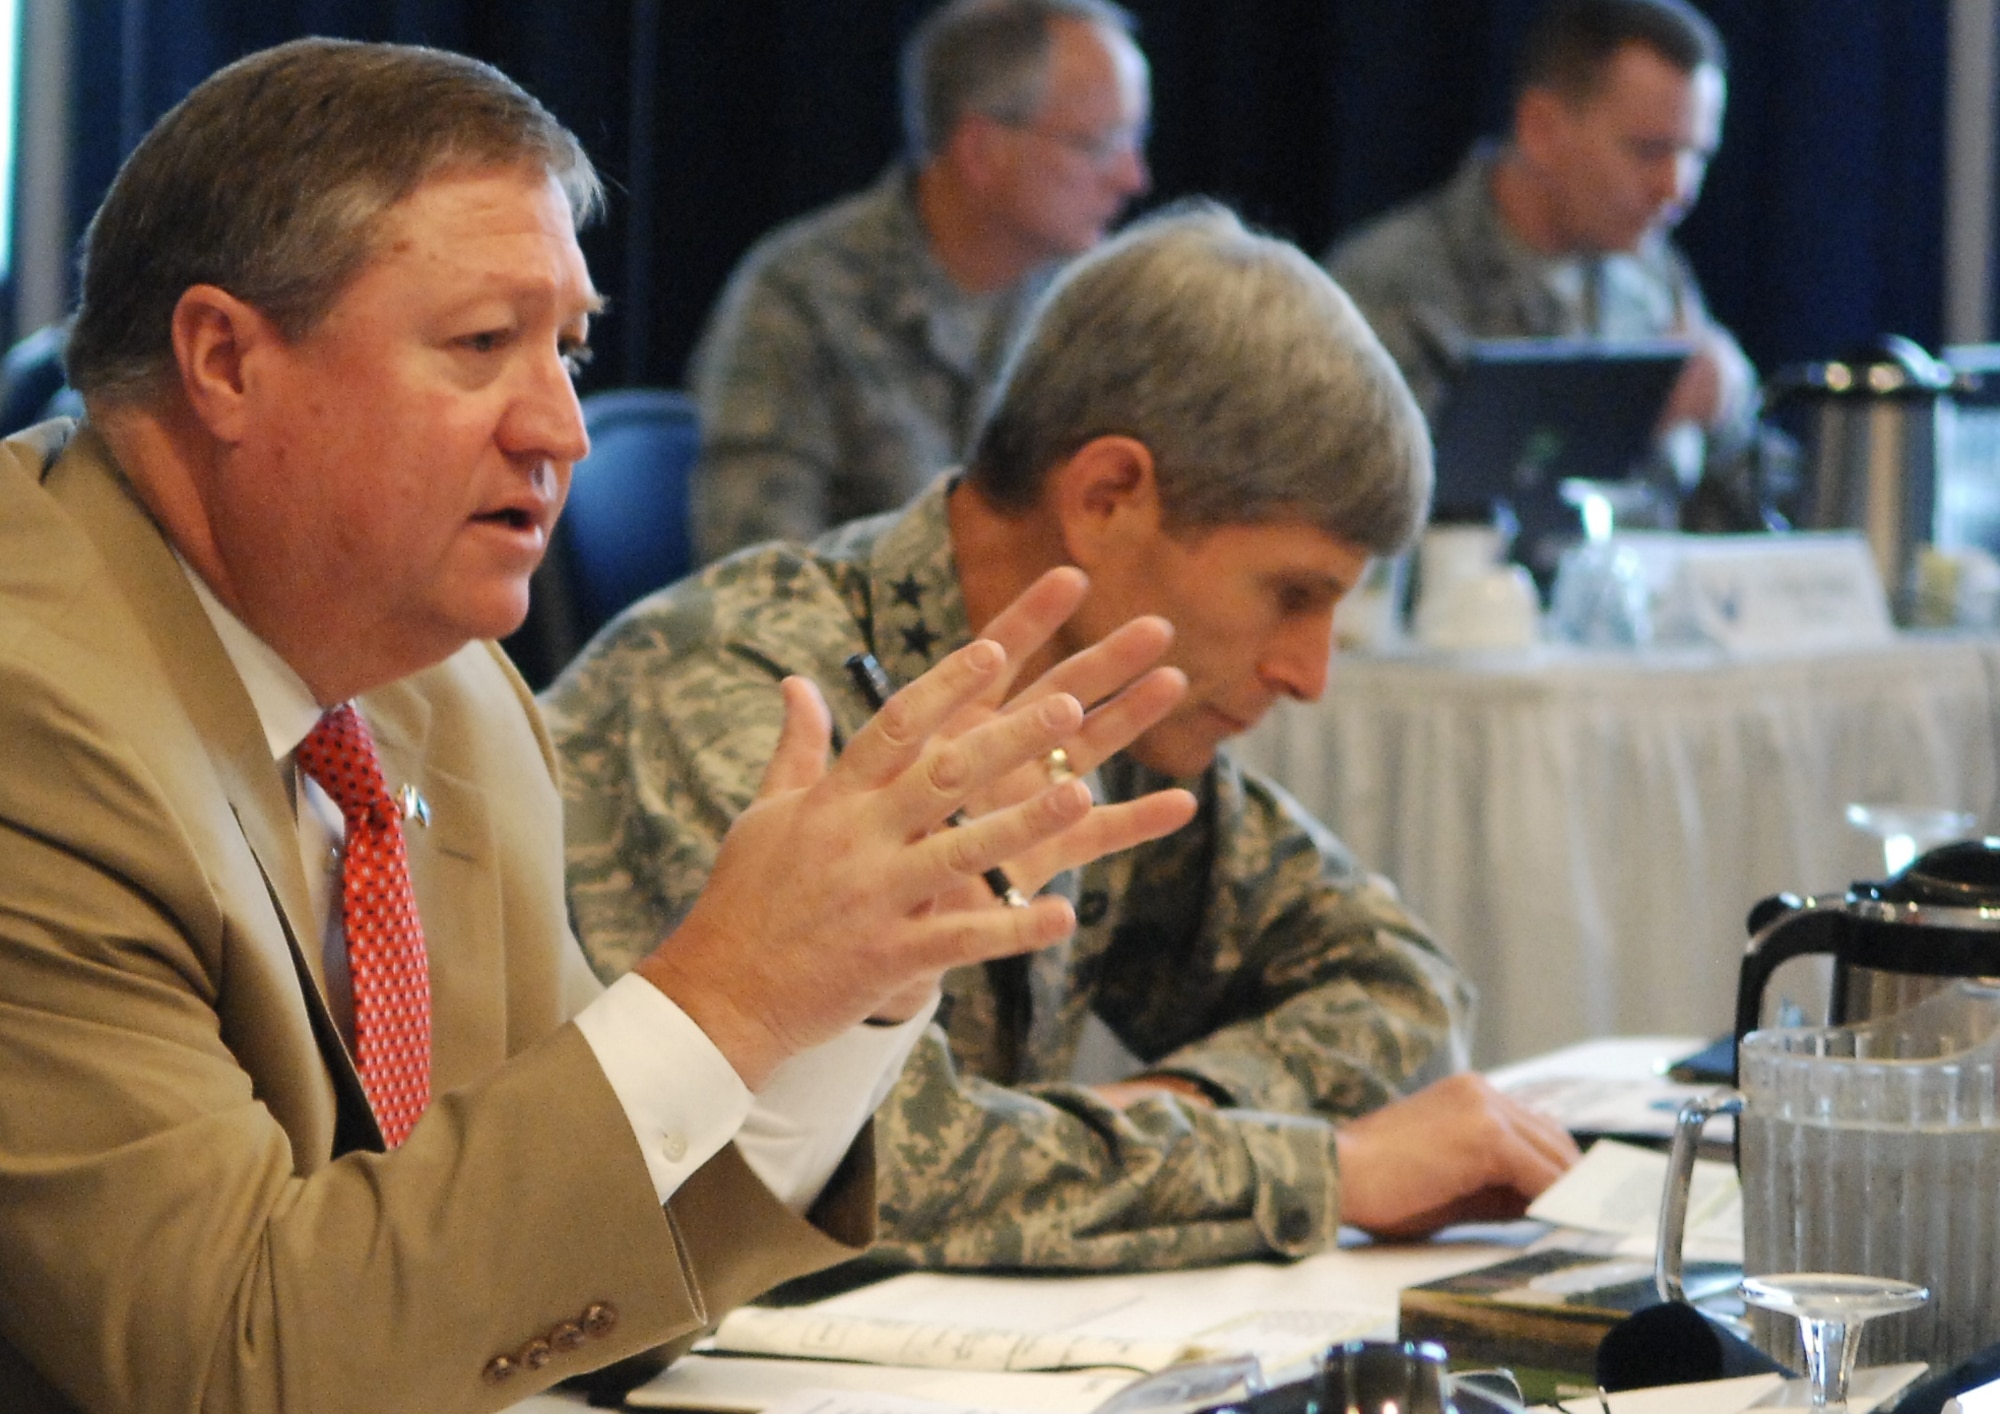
[478,507,537,531]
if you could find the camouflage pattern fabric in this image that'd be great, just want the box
[544,478,1475,1271]
[687,164,1058,564]
[1325,145,1758,460]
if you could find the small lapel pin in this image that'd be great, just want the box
[396,784,431,828]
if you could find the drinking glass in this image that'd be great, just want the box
[1844,803,1977,875]
[1089,1354,1266,1414]
[1738,1273,1928,1410]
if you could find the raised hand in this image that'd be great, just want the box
[904,566,1195,898]
[639,630,1189,1089]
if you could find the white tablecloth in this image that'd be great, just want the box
[1229,633,2000,1065]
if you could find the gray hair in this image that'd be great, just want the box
[67,37,603,406]
[900,0,1136,165]
[968,201,1433,555]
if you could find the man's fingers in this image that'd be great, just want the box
[879,690,1086,840]
[973,566,1092,700]
[1003,788,1198,895]
[756,676,834,797]
[1461,1081,1580,1201]
[1060,667,1187,777]
[1007,614,1174,717]
[887,775,1095,912]
[838,637,1010,785]
[1502,1098,1582,1189]
[897,892,1080,972]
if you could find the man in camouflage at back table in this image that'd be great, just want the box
[545,204,1578,1270]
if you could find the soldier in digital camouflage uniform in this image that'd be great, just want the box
[548,203,1580,1272]
[1324,0,1761,520]
[687,0,1150,564]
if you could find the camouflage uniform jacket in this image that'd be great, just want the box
[544,478,1475,1271]
[687,164,1059,564]
[1325,145,1758,464]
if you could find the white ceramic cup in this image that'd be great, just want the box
[1417,524,1506,602]
[1413,564,1541,651]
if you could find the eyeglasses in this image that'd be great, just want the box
[994,116,1149,168]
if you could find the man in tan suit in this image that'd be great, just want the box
[0,39,1193,1413]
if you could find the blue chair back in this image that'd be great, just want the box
[503,387,700,690]
[564,387,699,634]
[0,322,78,436]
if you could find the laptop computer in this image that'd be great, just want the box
[1428,337,1691,583]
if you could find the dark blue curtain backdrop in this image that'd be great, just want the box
[55,0,1964,396]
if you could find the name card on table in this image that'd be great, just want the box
[1626,532,1895,653]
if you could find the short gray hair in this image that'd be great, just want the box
[968,201,1433,555]
[68,37,602,406]
[900,0,1136,165]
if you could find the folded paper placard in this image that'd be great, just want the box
[1608,532,1895,653]
[1668,534,1894,651]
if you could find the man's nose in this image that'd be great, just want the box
[1258,611,1336,704]
[506,351,591,468]
[1650,152,1703,217]
[1114,144,1151,198]
[1670,151,1708,207]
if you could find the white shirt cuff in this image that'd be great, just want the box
[572,972,753,1203]
[735,1003,936,1214]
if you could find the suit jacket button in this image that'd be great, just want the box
[521,1337,554,1370]
[551,1321,586,1353]
[582,1302,619,1337]
[483,1354,517,1384]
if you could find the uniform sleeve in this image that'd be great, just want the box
[1663,246,1762,452]
[866,1024,1348,1270]
[1324,223,1462,419]
[688,257,846,563]
[1126,762,1474,1114]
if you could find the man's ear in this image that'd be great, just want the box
[1513,87,1569,168]
[947,114,1012,195]
[1049,435,1159,569]
[170,283,274,445]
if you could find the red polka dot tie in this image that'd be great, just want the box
[296,704,432,1148]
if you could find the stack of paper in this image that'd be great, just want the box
[630,1233,1533,1412]
[1525,1139,1741,1264]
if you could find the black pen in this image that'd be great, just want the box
[844,650,1030,909]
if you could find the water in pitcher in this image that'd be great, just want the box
[1735,983,2000,1372]
[1741,1116,2000,1367]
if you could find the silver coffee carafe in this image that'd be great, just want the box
[1735,838,2000,1040]
[1766,335,1962,620]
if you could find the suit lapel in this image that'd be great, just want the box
[48,425,518,1132]
[47,430,320,952]
[43,428,378,1146]
[362,676,511,1094]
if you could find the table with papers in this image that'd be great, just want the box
[514,1040,1917,1414]
[628,1231,1534,1413]
[1227,633,2000,1066]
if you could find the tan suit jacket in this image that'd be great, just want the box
[0,422,871,1412]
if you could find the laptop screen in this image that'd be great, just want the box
[1429,337,1690,582]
